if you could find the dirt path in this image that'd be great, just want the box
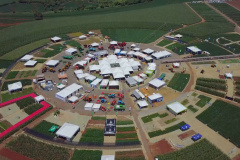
[226,79,234,97]
[183,63,195,92]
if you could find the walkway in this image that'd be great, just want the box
[226,79,234,97]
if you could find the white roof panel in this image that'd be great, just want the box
[56,123,80,139]
[167,102,187,114]
[24,60,37,66]
[56,83,83,99]
[21,55,33,61]
[148,93,163,100]
[8,82,22,92]
[46,60,59,66]
[149,78,165,88]
[109,80,119,86]
[137,100,148,107]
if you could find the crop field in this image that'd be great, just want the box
[1,87,34,102]
[33,120,60,138]
[66,40,81,48]
[167,73,190,92]
[196,95,212,108]
[71,150,102,160]
[16,97,35,109]
[6,135,70,160]
[197,100,240,147]
[157,39,173,47]
[156,139,229,160]
[24,104,43,115]
[91,116,106,121]
[212,3,240,26]
[141,113,168,123]
[39,44,66,58]
[187,105,198,113]
[0,60,13,69]
[0,0,15,5]
[80,128,104,144]
[116,126,139,143]
[5,71,19,79]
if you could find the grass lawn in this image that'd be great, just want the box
[187,105,198,113]
[168,73,190,92]
[116,120,134,125]
[141,113,168,123]
[148,121,185,138]
[220,59,240,64]
[192,92,198,97]
[24,70,32,77]
[0,121,9,130]
[66,40,81,48]
[181,99,189,105]
[35,59,47,63]
[92,116,106,121]
[16,97,35,109]
[6,135,70,160]
[116,138,139,143]
[196,95,212,108]
[80,128,104,144]
[33,120,60,138]
[117,127,135,132]
[116,133,138,139]
[157,39,173,47]
[164,118,178,124]
[0,60,13,69]
[155,139,229,160]
[1,87,34,102]
[31,70,38,76]
[71,150,102,160]
[5,71,19,79]
[197,100,240,147]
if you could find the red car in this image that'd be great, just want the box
[100,106,106,112]
[99,95,106,99]
[111,99,117,105]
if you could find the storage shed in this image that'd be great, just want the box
[147,93,163,104]
[167,102,187,115]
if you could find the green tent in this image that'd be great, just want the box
[49,125,58,133]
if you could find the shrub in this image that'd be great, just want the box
[16,97,35,109]
[195,85,225,97]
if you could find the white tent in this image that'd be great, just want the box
[57,84,66,90]
[68,96,78,103]
[101,155,115,160]
[110,41,118,45]
[90,78,102,88]
[46,60,60,67]
[151,51,171,59]
[137,100,148,109]
[101,68,112,75]
[34,95,45,104]
[145,56,153,62]
[21,55,33,62]
[89,65,100,71]
[88,31,94,35]
[84,57,91,62]
[132,76,144,83]
[127,51,135,57]
[74,70,83,75]
[8,82,22,93]
[133,51,141,57]
[225,73,233,79]
[56,123,80,141]
[55,83,83,101]
[84,103,93,111]
[107,55,117,60]
[149,78,165,89]
[79,35,87,40]
[167,102,187,115]
[85,75,97,81]
[173,63,180,68]
[24,60,37,67]
[91,42,99,47]
[65,48,77,55]
[100,79,109,87]
[187,46,201,53]
[109,81,119,86]
[133,47,140,51]
[143,48,154,55]
[51,36,61,42]
[138,53,148,58]
[139,73,147,79]
[131,44,136,48]
[76,73,90,80]
[175,34,183,38]
[73,61,88,67]
[92,104,101,112]
[113,72,125,79]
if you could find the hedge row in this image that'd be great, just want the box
[197,78,226,84]
[196,80,227,91]
[195,85,225,97]
[16,97,35,109]
[0,106,53,144]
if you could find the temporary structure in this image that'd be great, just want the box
[74,70,83,75]
[65,48,77,55]
[51,36,61,42]
[92,104,101,112]
[79,35,87,40]
[89,65,100,71]
[126,77,137,87]
[101,155,115,160]
[144,56,153,63]
[147,93,163,104]
[173,63,180,68]
[137,100,148,109]
[68,96,78,103]
[127,51,134,57]
[139,73,147,79]
[114,49,121,55]
[143,48,154,55]
[132,89,145,100]
[34,95,45,104]
[85,75,97,83]
[151,51,171,59]
[93,50,108,57]
[225,73,233,79]
[132,76,144,84]
[88,31,94,35]
[149,78,165,89]
[100,79,109,89]
[46,60,60,67]
[133,47,140,51]
[167,102,187,115]
[113,72,125,80]
[8,82,22,93]
[90,78,102,88]
[91,42,99,47]
[55,83,83,101]
[21,55,33,62]
[56,123,80,141]
[24,60,37,67]
[84,103,93,111]
[186,46,202,55]
[109,81,119,89]
[58,72,68,79]
[110,41,118,45]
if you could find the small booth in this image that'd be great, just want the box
[167,102,187,115]
[137,100,148,109]
[151,51,171,59]
[46,60,60,67]
[143,48,154,55]
[89,65,100,72]
[132,76,144,84]
[144,56,153,63]
[90,78,102,88]
[84,103,93,111]
[88,31,95,35]
[8,82,22,94]
[24,60,37,67]
[186,46,202,55]
[114,49,121,55]
[65,48,77,55]
[68,96,79,103]
[147,93,163,104]
[57,84,66,90]
[79,35,87,40]
[127,51,134,57]
[109,81,119,89]
[149,78,165,90]
[56,123,80,141]
[58,72,68,79]
[120,51,127,56]
[175,34,183,39]
[173,63,180,68]
[92,104,101,112]
[133,47,140,52]
[139,73,147,80]
[113,72,125,80]
[100,79,109,89]
[21,55,33,62]
[225,73,233,79]
[34,95,45,104]
[85,75,97,83]
[51,36,61,43]
[131,89,145,100]
[126,77,137,87]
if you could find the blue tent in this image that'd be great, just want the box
[180,124,190,131]
[192,133,202,141]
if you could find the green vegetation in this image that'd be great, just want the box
[92,116,106,121]
[197,77,226,83]
[117,127,135,132]
[71,150,102,160]
[192,92,198,97]
[24,70,32,78]
[195,85,225,98]
[7,135,70,160]
[1,79,32,91]
[35,59,47,63]
[66,40,81,48]
[5,71,19,79]
[19,71,25,78]
[187,105,198,113]
[197,100,240,147]
[167,73,190,92]
[116,133,138,139]
[24,104,43,115]
[196,95,212,108]
[0,121,9,130]
[148,121,185,138]
[80,128,104,144]
[31,70,38,76]
[155,139,229,160]
[16,97,35,109]
[196,80,227,91]
[181,99,189,105]
[116,120,134,125]
[212,3,240,26]
[33,120,59,138]
[220,59,240,64]
[164,118,178,124]
[116,151,145,160]
[1,87,34,102]
[39,44,66,58]
[0,60,13,69]
[157,39,173,47]
[141,113,168,123]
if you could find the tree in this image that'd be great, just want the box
[34,12,43,20]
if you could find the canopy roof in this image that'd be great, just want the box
[91,42,99,47]
[167,102,187,114]
[34,95,45,102]
[8,82,22,92]
[91,78,102,86]
[85,75,97,81]
[65,48,77,53]
[46,60,59,66]
[152,51,171,59]
[79,35,87,39]
[101,155,115,160]
[100,79,109,86]
[109,80,119,86]
[56,123,80,139]
[68,96,78,103]
[56,83,83,99]
[74,70,83,75]
[148,93,163,100]
[89,65,100,71]
[74,60,87,66]
[110,41,118,45]
[137,100,148,107]
[113,72,125,79]
[21,55,33,61]
[143,48,154,54]
[187,46,201,52]
[24,60,37,66]
[51,36,61,41]
[132,76,144,83]
[126,77,137,86]
[84,103,93,109]
[132,89,144,99]
[149,78,165,88]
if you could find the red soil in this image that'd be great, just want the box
[233,154,240,160]
[178,130,196,140]
[115,150,144,159]
[149,139,175,157]
[227,0,240,10]
[87,120,105,125]
[0,148,32,160]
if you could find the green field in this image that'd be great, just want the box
[92,116,106,121]
[168,73,190,92]
[5,71,19,79]
[66,40,81,48]
[196,95,212,108]
[24,104,43,115]
[0,60,13,69]
[197,100,240,147]
[80,128,104,144]
[116,120,134,125]
[141,113,168,123]
[71,150,102,160]
[1,87,34,102]
[156,139,229,160]
[117,127,135,132]
[157,39,173,47]
[32,120,60,138]
[187,105,198,113]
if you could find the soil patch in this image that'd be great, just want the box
[149,139,175,157]
[115,150,144,159]
[227,0,240,10]
[12,62,25,70]
[117,116,132,121]
[233,154,240,160]
[0,148,33,160]
[178,130,196,140]
[117,131,136,134]
[88,119,105,125]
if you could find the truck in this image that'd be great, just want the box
[114,105,125,111]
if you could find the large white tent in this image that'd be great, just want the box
[91,42,99,47]
[149,78,165,89]
[167,102,187,115]
[46,60,60,67]
[90,78,102,88]
[84,103,93,111]
[79,35,87,40]
[143,48,154,55]
[51,36,61,42]
[65,48,77,55]
[56,123,80,141]
[8,82,22,93]
[92,104,101,112]
[55,83,83,101]
[21,55,33,62]
[24,60,37,67]
[151,51,171,59]
[137,100,148,109]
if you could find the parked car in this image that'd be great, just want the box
[114,105,125,111]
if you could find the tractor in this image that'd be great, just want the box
[100,106,106,112]
[99,95,106,99]
[118,100,125,105]
[84,96,92,102]
[111,99,117,105]
[114,105,125,111]
[117,92,124,99]
[49,68,55,73]
[211,64,216,68]
[108,94,115,98]
[100,99,107,103]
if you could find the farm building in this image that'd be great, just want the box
[34,95,45,104]
[91,42,99,47]
[147,93,163,104]
[56,122,80,141]
[68,96,78,103]
[149,78,165,89]
[225,73,233,79]
[79,35,87,40]
[132,76,144,84]
[137,100,148,109]
[151,51,171,59]
[175,34,183,39]
[143,48,154,55]
[90,78,102,88]
[84,103,93,111]
[24,60,37,67]
[85,75,97,83]
[92,104,101,112]
[100,79,109,89]
[20,55,33,62]
[46,60,60,67]
[51,36,61,42]
[101,155,115,160]
[8,82,22,94]
[55,83,83,102]
[74,70,83,75]
[173,63,180,68]
[109,81,119,89]
[186,46,202,55]
[131,89,145,100]
[65,48,77,55]
[167,102,187,115]
[93,50,109,57]
[126,77,137,87]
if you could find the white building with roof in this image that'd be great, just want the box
[151,51,172,59]
[8,82,22,93]
[84,103,93,111]
[55,83,83,101]
[147,93,163,104]
[92,104,101,112]
[186,46,202,54]
[101,155,115,160]
[137,100,148,109]
[46,60,60,67]
[34,95,45,104]
[100,79,109,89]
[90,78,102,88]
[79,35,87,40]
[167,102,187,115]
[109,81,119,89]
[110,41,118,45]
[56,123,80,141]
[51,36,61,42]
[91,42,99,47]
[65,48,77,55]
[143,48,154,55]
[149,78,165,89]
[24,60,37,67]
[20,55,33,62]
